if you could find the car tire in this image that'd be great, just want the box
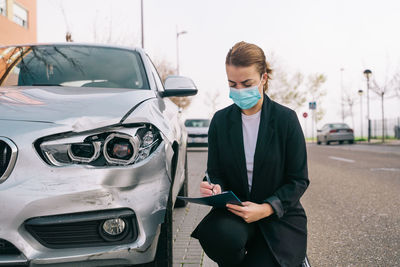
[175,151,188,208]
[326,140,330,145]
[339,141,343,144]
[349,140,354,144]
[317,140,321,145]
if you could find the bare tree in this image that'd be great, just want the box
[343,90,357,129]
[394,73,400,98]
[371,75,398,142]
[153,58,175,82]
[268,70,306,111]
[152,58,193,110]
[65,32,73,42]
[267,54,307,111]
[307,73,327,123]
[204,90,221,118]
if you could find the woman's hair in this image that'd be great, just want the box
[225,41,273,92]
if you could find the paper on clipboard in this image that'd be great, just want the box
[177,191,243,208]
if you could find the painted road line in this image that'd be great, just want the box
[370,168,400,172]
[329,156,355,163]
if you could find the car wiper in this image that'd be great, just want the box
[31,83,63,86]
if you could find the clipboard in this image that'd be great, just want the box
[177,191,243,208]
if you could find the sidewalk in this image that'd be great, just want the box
[172,150,217,267]
[357,139,400,146]
[173,203,217,267]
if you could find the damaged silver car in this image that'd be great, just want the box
[0,44,197,266]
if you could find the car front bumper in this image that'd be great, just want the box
[187,136,208,147]
[0,138,172,266]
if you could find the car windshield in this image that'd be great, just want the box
[0,45,149,89]
[185,119,210,127]
[328,123,350,129]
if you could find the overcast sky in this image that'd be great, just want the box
[37,0,400,136]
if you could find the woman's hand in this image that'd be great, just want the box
[200,181,222,197]
[226,202,274,223]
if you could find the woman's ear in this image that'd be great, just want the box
[261,73,268,84]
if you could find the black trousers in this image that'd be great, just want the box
[193,208,280,267]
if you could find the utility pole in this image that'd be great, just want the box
[141,0,144,49]
[176,28,187,75]
[340,68,345,122]
[363,69,372,143]
[381,92,385,143]
[358,89,363,139]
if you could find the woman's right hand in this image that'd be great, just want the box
[200,181,222,197]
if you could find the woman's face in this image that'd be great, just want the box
[226,64,266,94]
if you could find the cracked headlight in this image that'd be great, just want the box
[37,125,161,167]
[104,133,139,165]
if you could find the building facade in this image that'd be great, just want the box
[0,0,37,45]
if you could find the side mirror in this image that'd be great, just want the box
[161,75,198,97]
[317,130,322,133]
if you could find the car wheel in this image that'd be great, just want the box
[317,139,321,145]
[326,140,330,145]
[339,141,343,144]
[174,151,188,208]
[349,140,354,144]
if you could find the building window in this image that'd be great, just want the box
[13,3,28,28]
[0,0,6,16]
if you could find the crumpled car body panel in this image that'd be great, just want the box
[0,46,188,266]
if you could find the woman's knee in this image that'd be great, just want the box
[196,209,253,265]
[197,210,249,247]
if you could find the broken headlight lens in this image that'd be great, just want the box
[104,133,139,165]
[38,125,161,167]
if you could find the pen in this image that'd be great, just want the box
[205,172,215,196]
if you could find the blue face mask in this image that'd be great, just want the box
[229,78,262,110]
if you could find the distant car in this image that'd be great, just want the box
[185,119,210,147]
[0,43,198,266]
[317,123,354,145]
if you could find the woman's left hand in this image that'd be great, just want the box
[226,202,274,223]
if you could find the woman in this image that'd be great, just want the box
[191,41,309,267]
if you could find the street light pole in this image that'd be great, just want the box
[141,0,144,48]
[340,68,344,122]
[363,69,372,143]
[176,28,187,75]
[358,89,363,139]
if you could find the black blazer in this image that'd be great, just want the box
[193,94,309,267]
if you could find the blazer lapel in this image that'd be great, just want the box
[251,94,275,199]
[228,105,250,199]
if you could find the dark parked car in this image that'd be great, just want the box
[317,123,354,145]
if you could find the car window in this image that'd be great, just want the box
[329,123,349,129]
[0,45,150,90]
[185,119,210,127]
[146,56,164,91]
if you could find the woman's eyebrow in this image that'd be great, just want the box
[228,79,253,84]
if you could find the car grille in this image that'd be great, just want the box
[0,138,18,184]
[188,134,208,138]
[25,209,138,249]
[0,239,21,255]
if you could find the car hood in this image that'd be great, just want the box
[0,87,156,131]
[186,127,209,135]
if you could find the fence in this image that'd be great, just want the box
[371,117,400,139]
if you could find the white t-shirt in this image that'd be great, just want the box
[241,109,261,192]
